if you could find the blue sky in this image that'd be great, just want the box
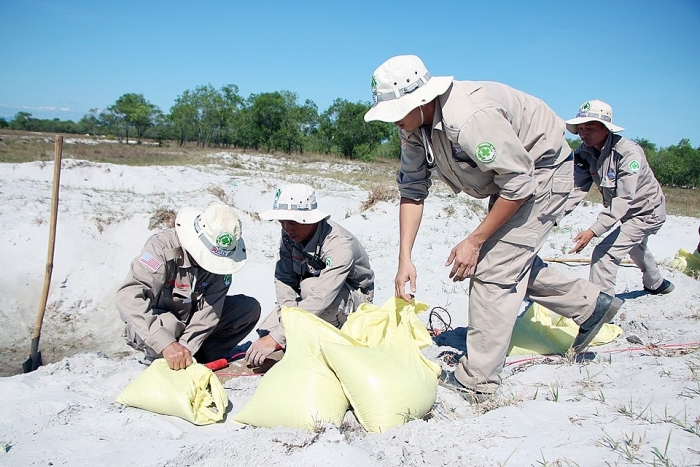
[1,0,698,148]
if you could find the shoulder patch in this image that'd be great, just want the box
[628,160,640,173]
[138,252,162,273]
[325,257,333,268]
[475,142,497,163]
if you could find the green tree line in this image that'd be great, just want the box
[1,86,698,187]
[0,85,397,161]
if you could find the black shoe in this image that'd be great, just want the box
[438,371,491,404]
[644,279,674,295]
[572,292,624,353]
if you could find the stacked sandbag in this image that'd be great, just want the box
[231,297,441,433]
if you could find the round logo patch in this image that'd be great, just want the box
[475,142,497,163]
[628,160,640,173]
[216,232,235,248]
[325,257,333,268]
[224,274,232,287]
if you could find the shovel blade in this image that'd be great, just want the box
[22,351,43,373]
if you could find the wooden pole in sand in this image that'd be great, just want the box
[23,135,63,373]
[543,257,659,265]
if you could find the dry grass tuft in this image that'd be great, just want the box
[207,186,231,204]
[359,183,397,212]
[149,207,176,230]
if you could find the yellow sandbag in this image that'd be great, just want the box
[670,248,700,276]
[322,316,440,433]
[116,359,228,425]
[231,307,354,430]
[508,302,623,356]
[342,296,434,349]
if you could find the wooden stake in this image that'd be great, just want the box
[23,135,63,372]
[543,257,658,265]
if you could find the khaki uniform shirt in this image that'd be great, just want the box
[116,230,232,355]
[274,219,374,314]
[398,81,570,201]
[566,134,666,237]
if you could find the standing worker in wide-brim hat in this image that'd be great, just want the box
[116,203,261,370]
[564,99,674,296]
[364,55,623,402]
[244,183,375,367]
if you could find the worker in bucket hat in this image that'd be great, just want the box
[564,99,674,296]
[364,55,623,402]
[244,183,375,367]
[116,203,261,370]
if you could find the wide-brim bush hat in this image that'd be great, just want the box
[565,99,625,134]
[175,203,246,275]
[364,55,453,123]
[259,183,330,224]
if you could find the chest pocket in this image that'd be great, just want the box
[290,251,307,277]
[451,143,477,168]
[598,153,620,206]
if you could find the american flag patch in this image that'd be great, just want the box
[139,252,162,273]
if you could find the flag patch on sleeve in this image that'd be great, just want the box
[139,252,162,272]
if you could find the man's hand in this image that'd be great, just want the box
[161,342,193,370]
[446,237,481,281]
[245,335,279,367]
[394,260,417,302]
[569,229,596,254]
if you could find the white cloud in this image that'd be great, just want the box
[0,103,74,113]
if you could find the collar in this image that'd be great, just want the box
[599,132,614,160]
[433,93,446,132]
[306,219,330,252]
[182,251,196,269]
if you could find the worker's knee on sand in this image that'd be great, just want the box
[122,327,160,363]
[222,294,262,325]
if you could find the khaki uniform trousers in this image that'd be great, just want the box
[126,294,261,363]
[454,160,601,394]
[590,214,665,295]
[258,277,373,346]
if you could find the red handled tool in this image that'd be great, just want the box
[203,351,248,371]
[204,358,229,371]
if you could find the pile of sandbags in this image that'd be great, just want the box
[232,297,441,433]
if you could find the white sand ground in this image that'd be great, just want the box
[0,146,698,466]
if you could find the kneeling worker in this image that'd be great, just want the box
[245,183,375,366]
[116,203,261,370]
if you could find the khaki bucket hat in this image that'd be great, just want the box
[175,203,247,275]
[364,55,453,123]
[259,183,330,224]
[565,100,625,134]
